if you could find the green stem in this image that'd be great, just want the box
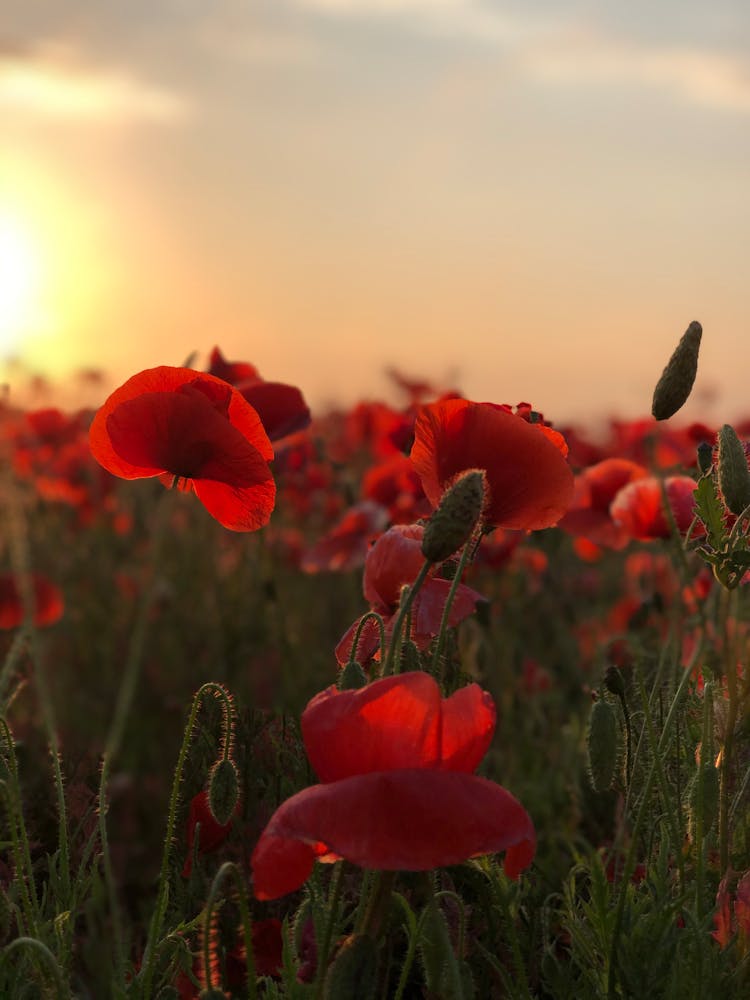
[97,489,173,985]
[203,862,257,1000]
[718,588,740,875]
[348,611,386,670]
[384,563,432,675]
[357,871,396,939]
[0,937,68,999]
[140,682,235,998]
[431,538,475,681]
[313,862,346,999]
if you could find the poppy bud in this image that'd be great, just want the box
[651,320,702,421]
[587,698,619,793]
[339,659,368,690]
[421,469,485,563]
[717,424,750,517]
[208,758,240,827]
[324,934,378,1000]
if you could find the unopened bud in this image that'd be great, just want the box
[421,470,485,563]
[651,320,702,421]
[587,698,619,793]
[603,665,626,700]
[718,424,750,516]
[339,659,367,690]
[208,758,239,826]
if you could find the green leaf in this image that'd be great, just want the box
[693,475,727,552]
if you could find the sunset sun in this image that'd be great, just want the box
[0,212,43,355]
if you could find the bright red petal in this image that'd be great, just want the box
[251,770,536,900]
[411,399,573,530]
[302,672,442,781]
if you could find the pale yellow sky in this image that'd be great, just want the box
[1,1,749,425]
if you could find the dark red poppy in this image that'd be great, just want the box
[609,475,698,541]
[0,573,64,629]
[182,790,236,877]
[208,347,311,441]
[411,399,573,530]
[251,672,535,900]
[89,366,276,531]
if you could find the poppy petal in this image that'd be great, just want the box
[251,769,536,900]
[411,399,574,530]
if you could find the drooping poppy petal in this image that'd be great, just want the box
[237,379,311,441]
[301,672,495,782]
[411,578,486,650]
[207,346,260,384]
[411,398,574,530]
[251,769,536,900]
[363,523,426,610]
[89,367,275,531]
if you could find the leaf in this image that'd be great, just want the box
[693,475,727,553]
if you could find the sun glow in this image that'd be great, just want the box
[0,211,44,355]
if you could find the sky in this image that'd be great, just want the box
[2,0,749,426]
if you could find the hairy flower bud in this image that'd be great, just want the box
[421,469,485,563]
[651,320,702,421]
[587,698,619,793]
[717,424,750,517]
[208,758,240,827]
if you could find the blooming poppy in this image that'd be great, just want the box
[0,573,64,629]
[89,366,276,531]
[609,475,698,541]
[251,672,535,900]
[410,398,574,530]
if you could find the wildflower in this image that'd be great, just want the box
[410,398,573,530]
[89,366,276,531]
[251,672,535,899]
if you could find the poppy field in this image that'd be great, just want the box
[0,327,749,998]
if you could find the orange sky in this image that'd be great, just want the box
[2,2,749,426]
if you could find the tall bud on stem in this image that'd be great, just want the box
[651,320,702,421]
[421,469,485,564]
[717,424,750,517]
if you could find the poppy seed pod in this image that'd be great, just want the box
[421,469,485,563]
[651,320,702,421]
[717,424,750,517]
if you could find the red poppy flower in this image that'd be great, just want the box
[89,366,276,531]
[0,573,64,629]
[251,672,535,900]
[609,475,698,541]
[410,399,574,530]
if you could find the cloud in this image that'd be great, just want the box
[0,43,189,122]
[291,0,750,113]
[522,32,750,114]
